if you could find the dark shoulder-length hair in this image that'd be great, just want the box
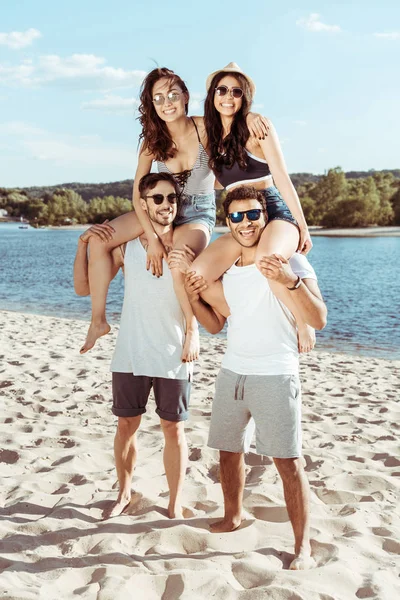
[138,67,189,162]
[204,72,253,174]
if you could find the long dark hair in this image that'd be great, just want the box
[138,68,189,162]
[204,72,253,173]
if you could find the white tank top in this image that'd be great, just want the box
[110,239,192,380]
[221,254,317,376]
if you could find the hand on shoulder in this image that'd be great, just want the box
[246,113,272,140]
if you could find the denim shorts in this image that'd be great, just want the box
[175,192,216,235]
[262,186,298,229]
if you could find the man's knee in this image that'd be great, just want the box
[274,457,304,480]
[220,450,243,464]
[161,419,185,442]
[117,416,140,437]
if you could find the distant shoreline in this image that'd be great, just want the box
[1,222,400,237]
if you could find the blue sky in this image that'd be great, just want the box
[1,0,399,187]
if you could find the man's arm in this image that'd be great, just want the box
[74,237,91,296]
[258,254,327,330]
[184,272,227,334]
[73,221,120,296]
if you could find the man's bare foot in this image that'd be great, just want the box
[297,324,315,354]
[168,502,183,519]
[289,548,316,570]
[210,516,242,533]
[102,495,131,520]
[80,320,111,354]
[181,328,199,362]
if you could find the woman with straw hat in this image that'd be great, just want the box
[191,62,314,353]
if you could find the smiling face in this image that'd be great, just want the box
[226,199,266,248]
[141,180,178,226]
[213,74,243,117]
[152,76,188,123]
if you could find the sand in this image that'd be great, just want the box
[0,310,399,600]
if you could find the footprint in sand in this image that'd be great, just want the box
[0,449,19,464]
[0,380,13,388]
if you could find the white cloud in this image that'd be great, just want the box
[0,53,146,90]
[0,121,46,136]
[82,94,139,113]
[0,120,135,169]
[189,92,204,111]
[296,13,341,33]
[0,28,41,49]
[374,32,400,40]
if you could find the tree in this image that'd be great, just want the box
[309,167,348,226]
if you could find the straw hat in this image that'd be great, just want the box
[205,62,256,96]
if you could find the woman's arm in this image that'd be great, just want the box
[257,119,312,253]
[132,146,167,276]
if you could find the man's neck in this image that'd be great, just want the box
[141,222,173,248]
[237,246,257,267]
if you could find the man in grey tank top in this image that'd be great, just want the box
[74,173,194,520]
[184,185,327,570]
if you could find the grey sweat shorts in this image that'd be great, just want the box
[208,368,302,458]
[112,372,191,422]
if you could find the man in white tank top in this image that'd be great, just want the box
[184,185,327,570]
[74,173,194,521]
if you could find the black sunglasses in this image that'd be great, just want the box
[215,85,244,99]
[144,193,178,205]
[228,209,262,223]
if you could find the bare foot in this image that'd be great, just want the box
[168,503,183,519]
[297,324,315,354]
[289,549,316,570]
[210,516,242,533]
[102,495,131,520]
[181,328,200,362]
[80,320,111,354]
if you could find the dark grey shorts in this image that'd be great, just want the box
[112,372,191,422]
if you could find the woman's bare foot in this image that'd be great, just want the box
[181,327,200,362]
[289,548,316,570]
[101,494,131,520]
[80,320,111,354]
[210,516,242,533]
[297,324,316,354]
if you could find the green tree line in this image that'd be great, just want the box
[0,189,131,226]
[1,167,400,227]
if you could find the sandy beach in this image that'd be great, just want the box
[1,310,399,599]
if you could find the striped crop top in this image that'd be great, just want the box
[157,118,215,196]
[216,150,272,190]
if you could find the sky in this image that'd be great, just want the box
[0,0,399,187]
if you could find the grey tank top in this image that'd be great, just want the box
[157,118,215,196]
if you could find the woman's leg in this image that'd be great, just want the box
[171,223,211,362]
[191,232,242,283]
[80,211,144,354]
[256,220,315,353]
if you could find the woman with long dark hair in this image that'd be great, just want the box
[191,62,314,352]
[80,67,267,359]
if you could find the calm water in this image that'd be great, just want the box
[0,224,399,359]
